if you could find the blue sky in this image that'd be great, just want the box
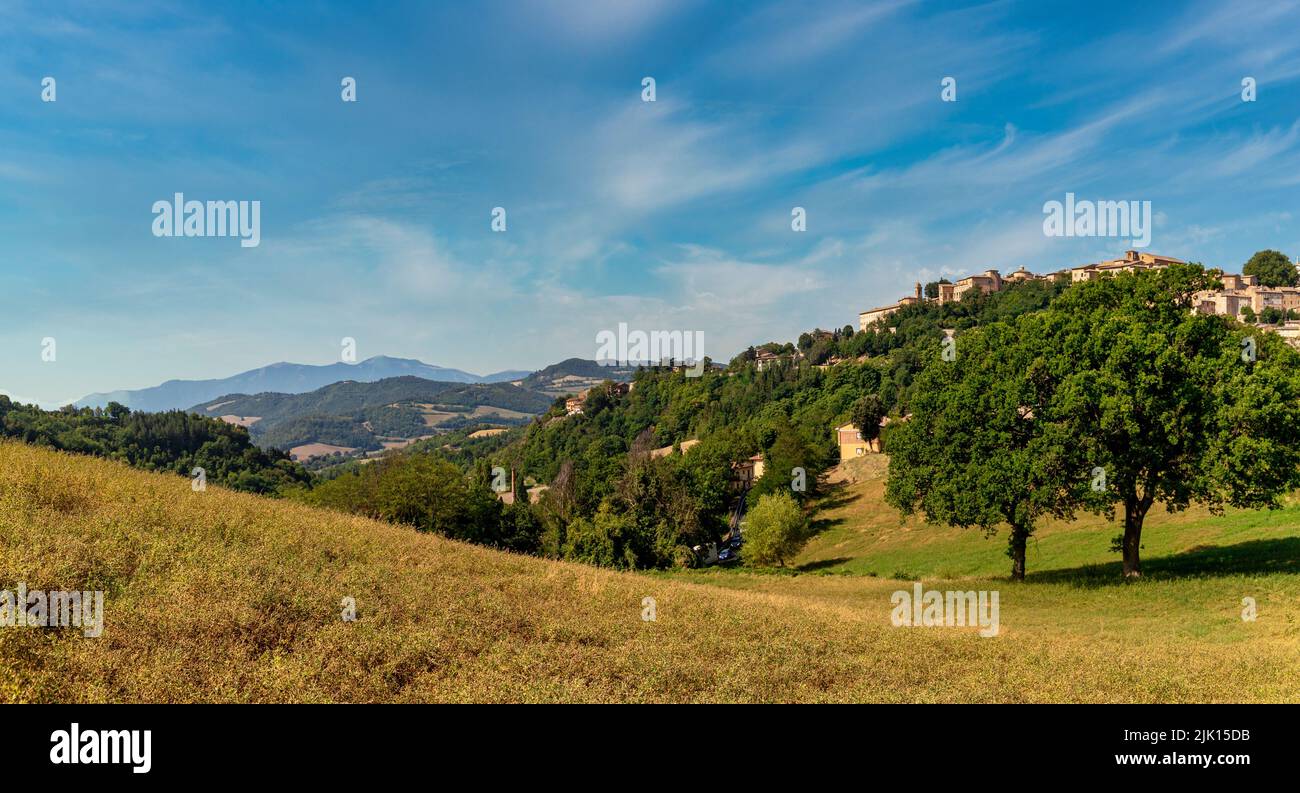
[3,0,1300,406]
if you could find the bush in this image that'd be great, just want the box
[743,492,807,567]
[563,501,635,568]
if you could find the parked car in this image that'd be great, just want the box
[692,542,719,566]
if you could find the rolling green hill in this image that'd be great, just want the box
[189,376,554,454]
[521,357,638,397]
[192,376,552,423]
[0,396,308,493]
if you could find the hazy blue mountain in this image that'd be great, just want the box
[480,369,532,383]
[76,356,500,412]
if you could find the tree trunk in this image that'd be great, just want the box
[1009,523,1028,581]
[1122,496,1147,578]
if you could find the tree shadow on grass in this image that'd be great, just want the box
[805,514,845,537]
[814,480,861,513]
[795,557,854,573]
[1025,537,1300,587]
[803,480,860,540]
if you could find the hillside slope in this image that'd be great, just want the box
[798,455,1300,581]
[2,442,1298,703]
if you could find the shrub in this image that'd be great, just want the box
[743,492,806,567]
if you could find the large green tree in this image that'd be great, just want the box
[885,321,1086,580]
[889,263,1300,579]
[748,420,821,506]
[1043,264,1300,576]
[1243,249,1298,287]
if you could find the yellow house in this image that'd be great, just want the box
[952,269,1002,300]
[835,423,877,459]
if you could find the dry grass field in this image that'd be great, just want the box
[3,441,1299,703]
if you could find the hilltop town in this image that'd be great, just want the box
[859,250,1300,346]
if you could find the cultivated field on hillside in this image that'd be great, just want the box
[2,442,1298,703]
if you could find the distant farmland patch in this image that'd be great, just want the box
[219,415,261,428]
[289,443,356,460]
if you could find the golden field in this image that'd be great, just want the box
[3,441,1299,703]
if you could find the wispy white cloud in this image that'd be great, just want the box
[1202,121,1300,178]
[521,0,689,44]
[589,100,824,213]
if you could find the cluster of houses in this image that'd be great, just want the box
[754,347,852,372]
[1192,272,1300,321]
[858,250,1189,329]
[858,249,1300,346]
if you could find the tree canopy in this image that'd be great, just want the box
[850,394,886,445]
[743,492,807,567]
[1242,249,1298,287]
[885,321,1087,579]
[0,397,309,494]
[1047,263,1300,575]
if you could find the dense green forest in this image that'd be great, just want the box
[298,454,542,553]
[255,415,385,451]
[0,397,310,494]
[252,405,435,451]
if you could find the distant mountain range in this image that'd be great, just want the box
[74,356,532,412]
[52,355,643,463]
